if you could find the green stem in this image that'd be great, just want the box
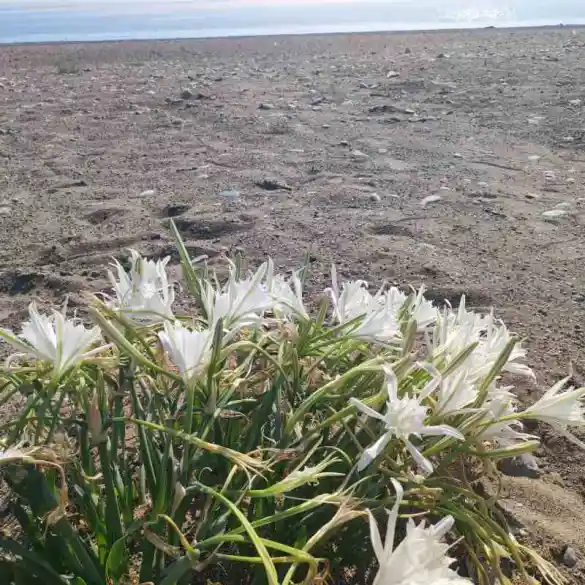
[98,439,123,545]
[284,357,389,436]
[180,381,196,483]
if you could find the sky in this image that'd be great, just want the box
[1,0,570,7]
[1,0,584,43]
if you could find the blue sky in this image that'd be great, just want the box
[1,0,583,44]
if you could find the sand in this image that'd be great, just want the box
[1,26,585,581]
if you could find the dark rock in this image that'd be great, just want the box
[180,88,193,99]
[498,454,541,479]
[369,104,414,115]
[255,179,292,192]
[562,546,577,568]
[258,103,275,110]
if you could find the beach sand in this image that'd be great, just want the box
[1,27,585,580]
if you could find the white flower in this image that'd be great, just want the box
[0,303,103,377]
[478,312,533,378]
[201,263,274,331]
[158,322,213,383]
[431,299,487,358]
[108,249,175,324]
[377,287,408,316]
[432,301,533,383]
[522,377,585,448]
[350,367,464,474]
[476,387,535,444]
[327,269,401,344]
[265,263,309,320]
[435,369,479,415]
[327,267,376,323]
[408,286,438,330]
[368,478,472,585]
[348,307,402,344]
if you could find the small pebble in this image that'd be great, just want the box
[386,70,400,78]
[369,193,381,202]
[563,546,578,568]
[140,189,156,197]
[351,150,369,159]
[219,189,241,198]
[542,209,568,220]
[421,195,442,206]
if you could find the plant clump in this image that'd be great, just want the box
[0,222,579,585]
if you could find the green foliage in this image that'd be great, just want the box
[0,224,571,585]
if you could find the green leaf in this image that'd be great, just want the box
[0,536,68,585]
[170,219,206,311]
[105,537,128,583]
[194,482,279,585]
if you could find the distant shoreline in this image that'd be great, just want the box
[1,22,584,48]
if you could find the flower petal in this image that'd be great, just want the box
[553,424,585,450]
[358,432,393,471]
[367,510,385,564]
[349,398,385,422]
[404,439,434,475]
[382,479,404,564]
[422,424,465,441]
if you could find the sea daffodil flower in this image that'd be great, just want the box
[158,322,213,383]
[108,249,175,324]
[350,366,464,474]
[0,303,103,378]
[522,376,585,448]
[201,263,274,331]
[368,479,472,585]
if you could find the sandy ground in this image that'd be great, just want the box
[1,27,585,581]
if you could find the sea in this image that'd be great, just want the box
[1,1,585,45]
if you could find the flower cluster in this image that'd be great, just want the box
[0,247,582,584]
